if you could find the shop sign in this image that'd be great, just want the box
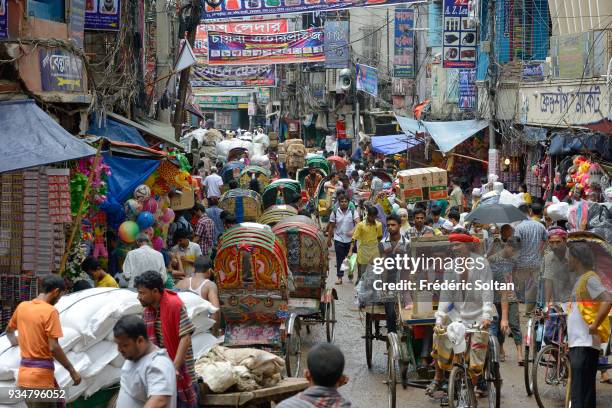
[208,28,324,66]
[393,8,415,77]
[69,0,85,48]
[202,0,422,21]
[0,0,7,39]
[519,81,608,126]
[39,49,84,92]
[324,20,349,69]
[458,69,476,110]
[194,19,288,57]
[522,62,545,82]
[195,95,250,108]
[85,0,120,31]
[356,64,378,98]
[553,32,590,79]
[191,65,276,88]
[442,0,477,69]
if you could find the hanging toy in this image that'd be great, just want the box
[137,211,155,230]
[93,225,108,258]
[118,221,140,243]
[124,199,142,220]
[152,236,164,251]
[142,197,158,214]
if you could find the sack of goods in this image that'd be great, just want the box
[0,288,220,405]
[286,141,306,170]
[195,345,285,393]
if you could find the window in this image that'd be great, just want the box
[28,0,65,22]
[215,111,232,129]
[361,27,380,65]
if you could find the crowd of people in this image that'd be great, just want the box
[5,136,611,408]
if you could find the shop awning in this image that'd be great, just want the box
[88,116,148,147]
[371,134,423,155]
[549,131,611,160]
[395,115,488,154]
[0,99,97,173]
[108,113,183,150]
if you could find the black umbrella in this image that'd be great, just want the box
[465,204,527,224]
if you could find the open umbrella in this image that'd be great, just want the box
[464,204,527,225]
[326,155,348,169]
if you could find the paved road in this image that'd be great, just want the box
[294,250,612,408]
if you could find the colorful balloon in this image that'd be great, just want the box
[133,184,151,202]
[142,197,158,214]
[161,208,175,224]
[124,199,142,220]
[152,236,164,251]
[137,211,155,229]
[118,221,140,243]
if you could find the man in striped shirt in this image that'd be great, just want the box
[193,203,215,257]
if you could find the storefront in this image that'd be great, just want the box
[193,91,253,130]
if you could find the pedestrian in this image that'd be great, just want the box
[171,229,202,277]
[276,343,351,408]
[135,271,199,408]
[203,167,224,200]
[81,256,119,287]
[430,205,447,229]
[471,188,482,211]
[542,227,572,306]
[348,205,382,282]
[221,211,237,230]
[114,315,177,408]
[513,204,547,313]
[449,178,464,212]
[192,203,215,259]
[488,237,523,364]
[406,208,435,238]
[6,274,82,398]
[566,242,611,408]
[175,256,220,334]
[122,234,167,288]
[327,192,360,285]
[396,208,410,236]
[205,198,224,246]
[167,211,194,248]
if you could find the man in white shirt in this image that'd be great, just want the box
[203,168,224,199]
[566,242,611,408]
[122,234,167,287]
[171,229,203,277]
[327,192,360,284]
[114,315,177,408]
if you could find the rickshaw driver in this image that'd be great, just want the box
[425,233,495,400]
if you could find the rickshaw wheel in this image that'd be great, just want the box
[326,297,336,343]
[387,334,399,408]
[365,313,373,369]
[285,317,302,378]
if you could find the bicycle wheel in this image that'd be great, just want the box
[365,313,373,369]
[532,344,570,408]
[524,317,537,396]
[485,349,501,408]
[448,366,477,408]
[387,341,398,408]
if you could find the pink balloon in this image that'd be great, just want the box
[162,208,175,224]
[152,236,164,251]
[143,197,158,214]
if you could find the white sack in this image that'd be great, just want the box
[199,361,235,393]
[58,327,82,353]
[54,351,91,389]
[192,315,216,334]
[0,380,20,405]
[192,333,223,360]
[83,365,121,398]
[250,155,271,170]
[547,202,569,221]
[83,341,119,378]
[0,337,19,380]
[66,379,88,403]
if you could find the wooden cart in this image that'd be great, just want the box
[200,378,309,408]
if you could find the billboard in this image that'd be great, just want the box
[393,8,414,77]
[324,20,349,69]
[356,64,378,97]
[85,0,120,31]
[191,65,277,87]
[442,0,477,68]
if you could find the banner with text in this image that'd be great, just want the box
[203,0,422,21]
[69,0,85,48]
[207,28,325,65]
[85,0,120,31]
[0,0,7,39]
[356,64,378,98]
[191,65,277,87]
[458,69,476,110]
[324,20,349,69]
[39,49,84,92]
[442,0,476,68]
[393,8,414,77]
[195,19,288,59]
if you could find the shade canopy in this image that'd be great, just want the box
[371,133,423,154]
[0,99,96,173]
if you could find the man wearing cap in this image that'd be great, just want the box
[543,227,572,306]
[426,233,494,400]
[471,188,482,211]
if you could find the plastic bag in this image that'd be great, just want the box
[348,254,357,276]
[340,258,349,272]
[356,265,383,306]
[588,203,612,243]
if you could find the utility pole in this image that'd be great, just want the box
[486,0,497,175]
[173,0,202,142]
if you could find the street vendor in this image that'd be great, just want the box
[135,271,198,408]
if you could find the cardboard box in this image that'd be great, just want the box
[425,167,448,187]
[170,188,195,211]
[400,187,424,203]
[397,169,431,189]
[428,185,448,200]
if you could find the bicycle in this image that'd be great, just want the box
[444,324,502,408]
[531,310,569,408]
[524,307,546,396]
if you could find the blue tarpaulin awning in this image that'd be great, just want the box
[102,153,161,203]
[0,99,97,173]
[395,115,488,153]
[88,116,148,147]
[371,134,423,154]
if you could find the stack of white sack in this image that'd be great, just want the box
[0,289,220,405]
[216,139,254,162]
